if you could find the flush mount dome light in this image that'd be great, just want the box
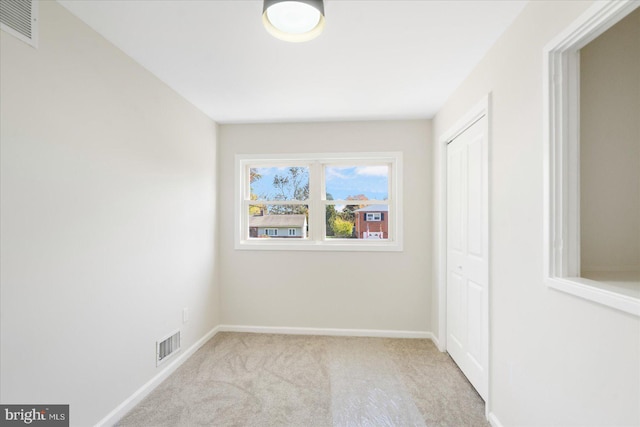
[262,0,325,42]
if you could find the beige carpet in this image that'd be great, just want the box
[116,332,488,427]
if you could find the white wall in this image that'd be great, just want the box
[580,7,640,273]
[433,1,640,425]
[219,120,431,333]
[0,2,219,426]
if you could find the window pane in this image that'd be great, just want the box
[354,204,389,240]
[250,167,309,201]
[248,204,308,239]
[325,204,389,240]
[324,165,389,201]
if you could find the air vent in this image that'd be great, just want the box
[0,0,38,48]
[156,330,181,366]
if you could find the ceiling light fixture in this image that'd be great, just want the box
[262,0,325,43]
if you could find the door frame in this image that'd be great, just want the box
[436,95,491,415]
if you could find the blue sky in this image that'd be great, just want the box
[250,165,388,201]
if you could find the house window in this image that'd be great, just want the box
[264,228,278,236]
[235,152,402,251]
[365,213,382,221]
[543,1,639,316]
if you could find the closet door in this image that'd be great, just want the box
[446,115,488,401]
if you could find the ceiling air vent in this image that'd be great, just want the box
[0,0,38,48]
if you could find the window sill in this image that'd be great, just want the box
[547,276,640,316]
[235,239,403,252]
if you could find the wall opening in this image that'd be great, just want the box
[579,8,640,298]
[543,0,639,316]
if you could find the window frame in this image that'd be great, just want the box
[235,152,403,252]
[543,0,639,316]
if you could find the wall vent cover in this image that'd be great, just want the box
[0,0,38,48]
[156,330,181,366]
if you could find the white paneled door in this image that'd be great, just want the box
[446,115,488,401]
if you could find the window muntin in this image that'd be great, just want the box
[236,153,402,251]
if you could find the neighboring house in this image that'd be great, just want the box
[249,214,307,238]
[354,205,388,239]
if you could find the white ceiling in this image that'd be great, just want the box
[58,0,527,123]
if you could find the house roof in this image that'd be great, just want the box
[249,214,307,228]
[354,205,389,212]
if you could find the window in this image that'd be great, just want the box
[235,152,402,251]
[265,228,278,236]
[365,213,382,221]
[543,0,639,316]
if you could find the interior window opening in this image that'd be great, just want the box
[578,8,640,298]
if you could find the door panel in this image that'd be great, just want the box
[449,147,464,253]
[446,116,488,401]
[448,270,464,347]
[467,136,484,257]
[467,280,483,361]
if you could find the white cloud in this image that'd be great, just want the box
[355,166,388,177]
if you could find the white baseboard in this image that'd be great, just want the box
[95,325,220,427]
[488,412,504,427]
[430,333,443,351]
[218,324,435,340]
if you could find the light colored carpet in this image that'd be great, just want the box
[116,332,488,427]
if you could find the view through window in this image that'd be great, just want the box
[236,153,402,250]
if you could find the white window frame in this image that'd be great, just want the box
[235,152,403,251]
[288,228,296,236]
[543,0,639,316]
[365,212,382,222]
